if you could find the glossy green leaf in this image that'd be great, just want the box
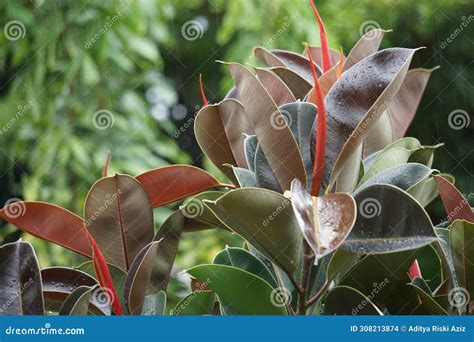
[84,174,154,272]
[213,247,278,288]
[0,242,44,315]
[407,283,448,315]
[187,264,287,315]
[124,241,160,315]
[407,173,453,208]
[356,163,433,194]
[291,179,356,260]
[324,286,383,315]
[343,184,437,254]
[358,138,425,185]
[171,291,215,316]
[326,249,359,284]
[232,167,258,188]
[180,192,227,231]
[340,245,440,314]
[204,188,303,275]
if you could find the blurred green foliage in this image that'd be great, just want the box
[0,0,472,292]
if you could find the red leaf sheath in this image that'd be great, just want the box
[309,0,331,72]
[306,45,327,196]
[199,74,208,106]
[336,48,344,79]
[408,259,422,280]
[103,149,110,178]
[83,225,123,315]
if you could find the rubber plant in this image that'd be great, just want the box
[0,161,233,316]
[185,0,473,315]
[1,1,472,317]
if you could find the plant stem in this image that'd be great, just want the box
[297,240,315,315]
[306,281,329,308]
[286,271,304,295]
